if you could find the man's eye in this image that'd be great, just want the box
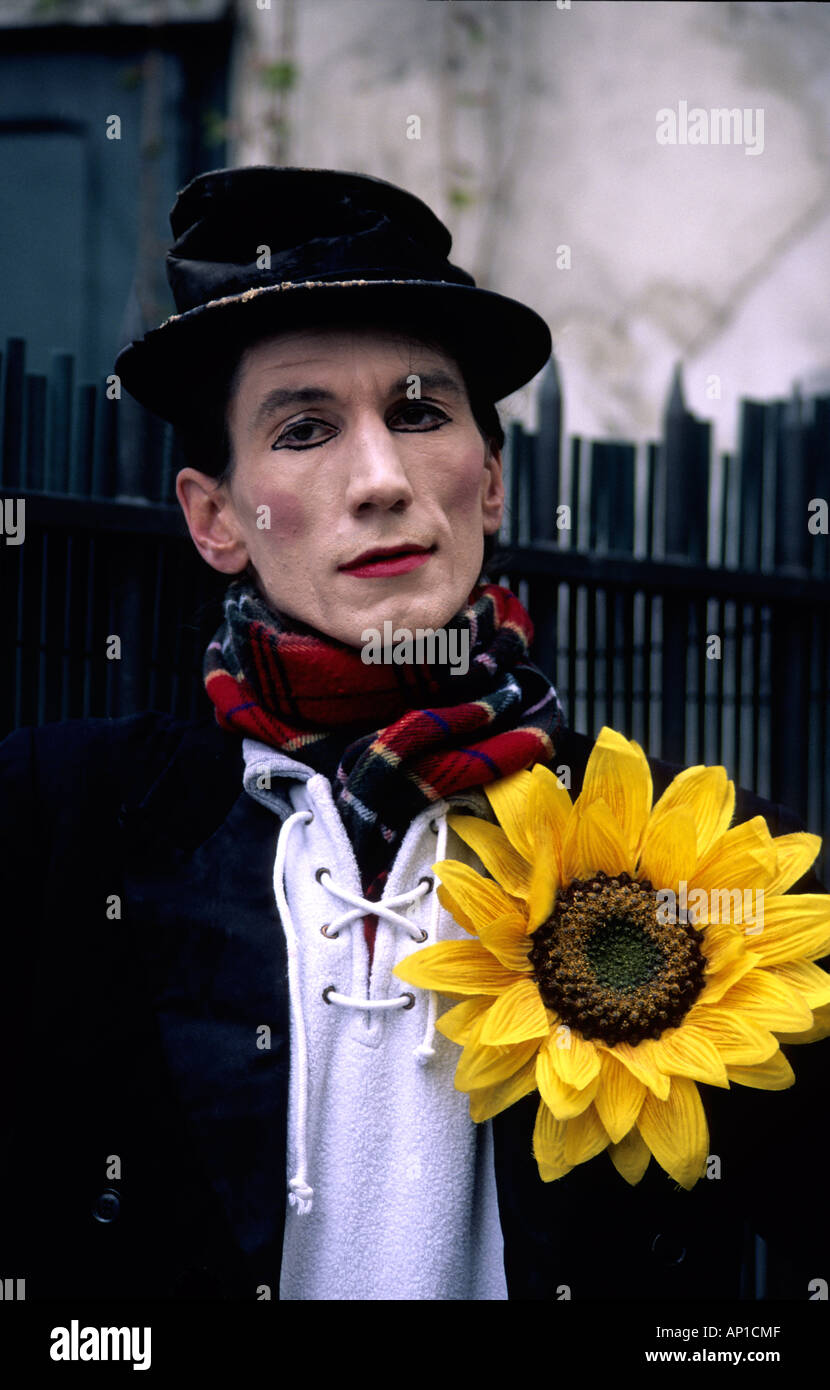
[271,404,449,450]
[272,420,335,449]
[392,403,449,428]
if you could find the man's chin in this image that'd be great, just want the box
[350,606,465,644]
[322,575,476,648]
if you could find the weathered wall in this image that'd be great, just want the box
[228,0,830,449]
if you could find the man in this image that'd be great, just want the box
[1,166,827,1301]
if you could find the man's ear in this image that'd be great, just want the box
[482,445,505,535]
[175,468,250,574]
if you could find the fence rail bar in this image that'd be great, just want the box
[2,490,187,536]
[501,544,830,604]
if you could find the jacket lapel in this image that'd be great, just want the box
[118,720,292,1276]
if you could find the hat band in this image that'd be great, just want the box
[167,248,475,314]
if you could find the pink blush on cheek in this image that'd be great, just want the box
[443,449,491,511]
[250,490,307,539]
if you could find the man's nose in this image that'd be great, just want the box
[344,418,415,513]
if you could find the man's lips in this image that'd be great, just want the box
[338,544,435,577]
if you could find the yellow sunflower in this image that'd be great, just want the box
[393,727,830,1189]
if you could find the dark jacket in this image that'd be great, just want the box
[1,710,827,1300]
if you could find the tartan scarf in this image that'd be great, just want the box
[203,576,564,885]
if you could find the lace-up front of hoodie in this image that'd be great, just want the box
[242,737,508,1301]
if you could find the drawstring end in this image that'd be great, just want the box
[288,1176,314,1215]
[274,809,316,1221]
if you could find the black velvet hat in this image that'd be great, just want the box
[114,165,552,425]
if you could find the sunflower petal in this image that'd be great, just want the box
[454,1012,542,1090]
[599,1039,671,1100]
[433,882,477,935]
[700,923,746,974]
[526,853,560,932]
[392,940,517,996]
[476,912,534,972]
[683,1002,779,1065]
[742,894,830,966]
[536,1034,600,1118]
[652,1025,730,1088]
[560,799,585,886]
[776,1001,830,1044]
[563,1102,611,1165]
[468,1053,539,1122]
[533,1098,573,1181]
[594,1052,647,1144]
[647,765,734,862]
[696,950,760,1005]
[765,958,830,1010]
[766,833,822,895]
[718,968,814,1032]
[636,1076,709,1189]
[434,995,492,1045]
[637,806,697,891]
[545,1025,601,1088]
[577,727,653,860]
[484,769,535,861]
[725,1050,795,1090]
[698,885,766,929]
[528,763,573,871]
[433,860,516,933]
[446,814,533,897]
[577,797,635,877]
[608,1125,652,1184]
[479,977,550,1045]
[525,765,568,927]
[690,816,777,893]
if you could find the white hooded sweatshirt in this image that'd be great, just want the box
[242,737,508,1301]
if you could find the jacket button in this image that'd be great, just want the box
[92,1188,121,1223]
[650,1233,686,1265]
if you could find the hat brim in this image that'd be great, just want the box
[114,279,552,426]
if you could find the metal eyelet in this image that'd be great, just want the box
[399,992,416,1010]
[315,866,330,884]
[412,927,429,943]
[320,923,340,939]
[418,875,434,892]
[322,985,337,1004]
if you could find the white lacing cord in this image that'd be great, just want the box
[317,873,433,940]
[316,813,448,1063]
[322,987,414,1011]
[273,809,316,1215]
[412,813,448,1065]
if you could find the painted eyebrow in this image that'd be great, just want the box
[249,369,466,436]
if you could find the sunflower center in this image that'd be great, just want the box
[529,871,707,1047]
[584,918,662,991]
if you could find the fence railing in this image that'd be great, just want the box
[1,334,828,881]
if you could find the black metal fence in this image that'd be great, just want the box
[499,360,830,882]
[1,334,828,880]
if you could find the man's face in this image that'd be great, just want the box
[177,324,504,647]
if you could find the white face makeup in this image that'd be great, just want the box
[176,323,505,648]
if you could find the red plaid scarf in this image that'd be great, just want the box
[204,577,564,891]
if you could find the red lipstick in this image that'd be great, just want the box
[339,544,434,578]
